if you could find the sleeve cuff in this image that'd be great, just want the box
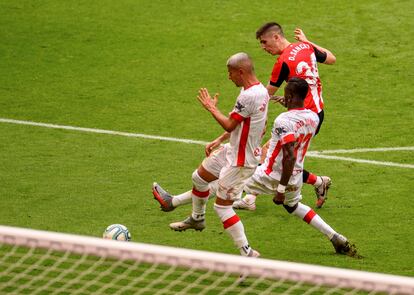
[281,133,295,144]
[269,80,281,87]
[230,112,245,122]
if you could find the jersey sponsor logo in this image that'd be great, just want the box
[234,101,245,112]
[274,126,287,136]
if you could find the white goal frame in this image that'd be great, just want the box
[1,225,413,294]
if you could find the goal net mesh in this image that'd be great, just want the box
[1,225,413,295]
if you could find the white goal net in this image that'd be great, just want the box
[1,225,413,295]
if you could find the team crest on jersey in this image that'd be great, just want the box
[234,101,245,112]
[275,127,287,136]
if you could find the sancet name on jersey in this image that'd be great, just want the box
[288,43,311,61]
[294,117,318,131]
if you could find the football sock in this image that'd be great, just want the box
[172,190,192,207]
[214,203,251,256]
[173,181,218,207]
[292,202,336,239]
[304,172,322,187]
[305,172,317,185]
[191,170,210,221]
[313,176,323,187]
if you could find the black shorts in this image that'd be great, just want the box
[315,110,324,136]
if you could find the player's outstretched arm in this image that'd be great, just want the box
[269,95,285,106]
[197,88,239,132]
[279,142,296,185]
[273,142,296,205]
[266,84,279,96]
[205,132,230,156]
[266,85,286,106]
[294,28,336,65]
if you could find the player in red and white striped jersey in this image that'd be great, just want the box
[242,77,357,256]
[261,103,319,189]
[235,22,336,210]
[153,52,269,257]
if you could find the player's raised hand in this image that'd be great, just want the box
[197,88,219,112]
[294,28,309,43]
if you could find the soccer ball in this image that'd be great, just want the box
[103,224,131,241]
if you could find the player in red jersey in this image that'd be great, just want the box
[234,22,336,210]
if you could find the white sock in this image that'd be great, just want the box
[292,203,336,239]
[314,176,323,187]
[214,203,251,256]
[192,194,208,221]
[172,191,192,207]
[191,171,210,221]
[172,182,218,208]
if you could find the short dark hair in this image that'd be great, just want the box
[256,22,284,39]
[286,77,309,100]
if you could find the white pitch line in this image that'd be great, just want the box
[314,147,414,154]
[0,118,209,146]
[307,153,414,169]
[1,117,413,169]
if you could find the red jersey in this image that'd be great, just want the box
[270,42,327,113]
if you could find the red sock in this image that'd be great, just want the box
[306,173,317,185]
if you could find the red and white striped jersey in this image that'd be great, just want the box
[270,42,326,113]
[262,108,319,185]
[227,83,269,168]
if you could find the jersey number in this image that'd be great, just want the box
[295,53,318,86]
[294,133,312,162]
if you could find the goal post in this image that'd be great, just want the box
[1,225,413,294]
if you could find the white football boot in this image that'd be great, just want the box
[315,176,332,208]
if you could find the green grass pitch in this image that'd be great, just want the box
[0,0,413,278]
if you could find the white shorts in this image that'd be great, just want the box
[201,145,228,178]
[217,165,255,201]
[201,143,254,201]
[244,166,303,207]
